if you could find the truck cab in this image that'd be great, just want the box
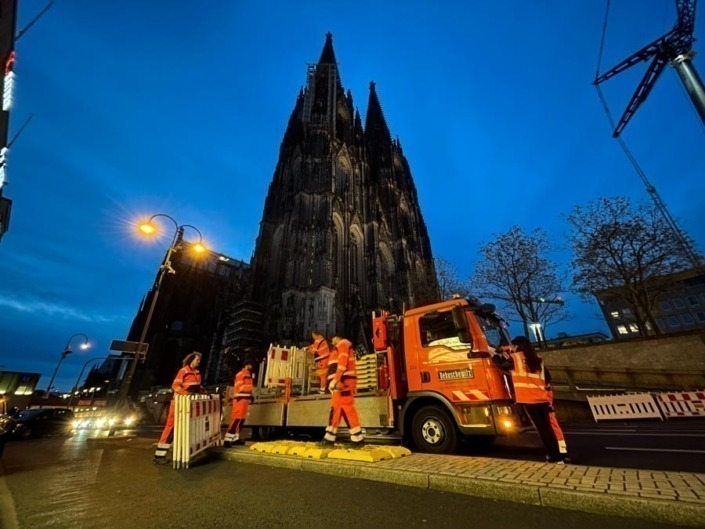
[376,298,520,453]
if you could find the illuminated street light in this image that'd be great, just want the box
[529,323,543,345]
[118,213,206,404]
[44,333,90,399]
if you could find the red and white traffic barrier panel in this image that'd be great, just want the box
[656,391,705,419]
[173,394,222,469]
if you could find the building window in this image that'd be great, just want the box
[610,311,620,319]
[681,314,695,326]
[629,324,639,333]
[616,325,628,335]
[697,312,705,322]
[688,295,700,306]
[659,300,672,312]
[622,308,634,318]
[673,298,686,309]
[668,316,680,327]
[656,318,666,329]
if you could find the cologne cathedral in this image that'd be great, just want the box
[249,34,437,347]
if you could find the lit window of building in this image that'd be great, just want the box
[617,325,628,335]
[610,311,620,319]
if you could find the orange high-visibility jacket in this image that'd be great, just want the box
[172,366,202,395]
[309,338,330,366]
[233,368,254,399]
[332,339,357,391]
[508,351,549,404]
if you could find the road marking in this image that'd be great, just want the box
[605,446,705,454]
[565,431,705,438]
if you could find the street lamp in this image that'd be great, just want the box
[529,323,543,345]
[44,333,90,399]
[117,213,206,403]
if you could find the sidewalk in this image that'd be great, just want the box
[214,444,705,527]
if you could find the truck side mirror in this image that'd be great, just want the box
[451,306,468,332]
[457,330,472,346]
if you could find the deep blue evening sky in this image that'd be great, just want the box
[0,1,703,391]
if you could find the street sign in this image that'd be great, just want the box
[109,340,148,354]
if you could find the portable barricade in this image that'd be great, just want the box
[263,344,310,391]
[587,393,663,422]
[656,390,705,419]
[173,394,222,469]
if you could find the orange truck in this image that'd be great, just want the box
[246,297,523,453]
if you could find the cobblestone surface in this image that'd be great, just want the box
[371,453,705,503]
[216,446,705,526]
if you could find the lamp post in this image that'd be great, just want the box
[44,333,90,399]
[117,214,206,403]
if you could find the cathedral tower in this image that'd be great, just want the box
[250,34,437,346]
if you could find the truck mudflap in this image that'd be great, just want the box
[401,392,522,437]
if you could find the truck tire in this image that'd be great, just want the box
[251,426,276,441]
[411,405,459,454]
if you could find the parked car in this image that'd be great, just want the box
[0,414,16,456]
[13,408,75,440]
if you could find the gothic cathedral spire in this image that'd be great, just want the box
[249,35,437,347]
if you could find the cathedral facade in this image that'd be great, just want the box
[250,34,437,347]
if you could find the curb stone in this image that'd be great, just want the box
[213,447,705,527]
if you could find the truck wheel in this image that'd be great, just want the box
[251,426,275,441]
[411,406,458,454]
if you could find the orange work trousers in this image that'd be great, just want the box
[158,401,176,445]
[324,390,364,443]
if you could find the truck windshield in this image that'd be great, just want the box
[474,314,510,350]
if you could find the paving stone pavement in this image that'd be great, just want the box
[214,445,705,527]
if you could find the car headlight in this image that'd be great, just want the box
[124,416,135,427]
[72,420,80,429]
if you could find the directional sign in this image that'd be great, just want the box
[109,340,148,355]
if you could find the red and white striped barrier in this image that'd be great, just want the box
[173,394,222,469]
[656,391,705,419]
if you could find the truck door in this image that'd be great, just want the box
[411,310,483,400]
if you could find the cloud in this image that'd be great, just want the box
[0,294,127,324]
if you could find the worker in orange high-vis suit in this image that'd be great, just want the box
[224,358,254,447]
[322,336,364,445]
[307,330,330,394]
[495,336,570,464]
[154,352,204,464]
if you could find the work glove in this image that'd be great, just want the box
[329,380,338,392]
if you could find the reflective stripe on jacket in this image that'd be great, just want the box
[172,366,202,395]
[509,351,549,404]
[233,368,253,399]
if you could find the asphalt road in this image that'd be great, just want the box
[0,435,683,529]
[480,421,705,472]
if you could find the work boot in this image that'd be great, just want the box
[232,439,245,446]
[318,439,335,447]
[223,441,232,448]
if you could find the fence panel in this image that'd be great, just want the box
[587,393,663,422]
[173,394,222,469]
[656,391,705,419]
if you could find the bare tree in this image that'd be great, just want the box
[435,258,471,301]
[469,226,568,342]
[566,196,688,336]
